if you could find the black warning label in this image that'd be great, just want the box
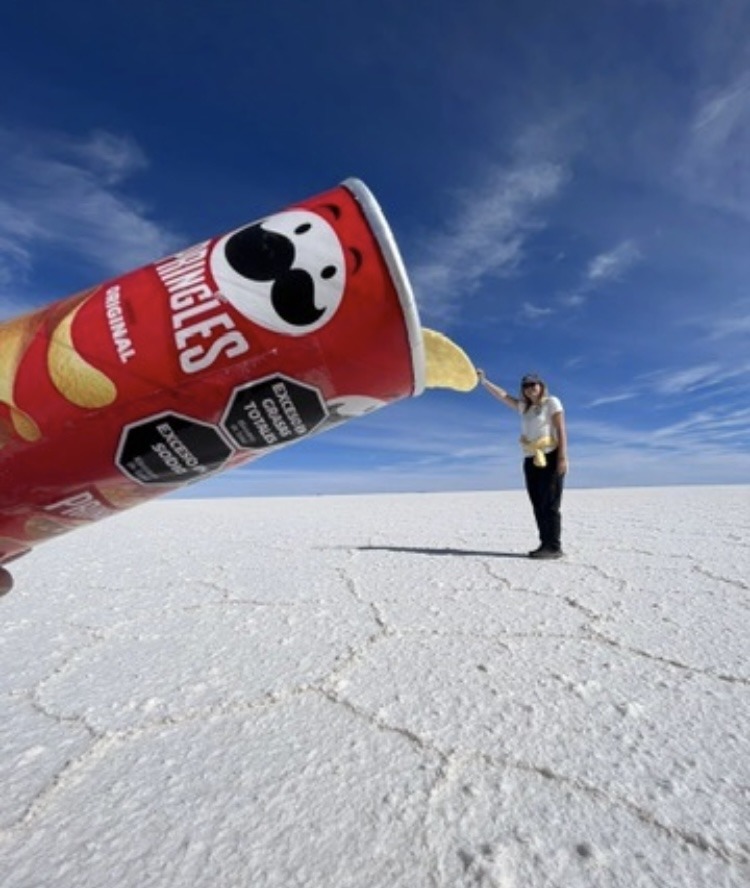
[222,375,327,450]
[117,413,233,485]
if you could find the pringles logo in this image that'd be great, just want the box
[156,243,250,375]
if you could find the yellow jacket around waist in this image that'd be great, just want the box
[520,435,556,467]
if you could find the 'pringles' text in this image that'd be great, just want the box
[156,242,250,374]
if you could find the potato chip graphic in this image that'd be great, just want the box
[24,515,71,540]
[0,317,33,395]
[422,328,478,392]
[48,302,117,408]
[10,407,41,441]
[0,315,41,441]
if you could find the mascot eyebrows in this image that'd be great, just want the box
[317,202,342,220]
[300,203,364,274]
[305,203,363,272]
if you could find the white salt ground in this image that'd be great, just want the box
[0,485,748,887]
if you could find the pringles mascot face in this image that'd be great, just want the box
[210,209,346,335]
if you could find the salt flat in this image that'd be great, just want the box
[1,485,748,887]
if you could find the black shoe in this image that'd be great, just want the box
[529,547,563,560]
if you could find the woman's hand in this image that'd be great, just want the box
[557,455,568,475]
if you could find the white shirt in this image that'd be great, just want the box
[519,396,563,453]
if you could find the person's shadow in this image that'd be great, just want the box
[355,545,526,559]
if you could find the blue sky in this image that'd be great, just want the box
[1,0,749,496]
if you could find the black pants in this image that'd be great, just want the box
[523,448,565,551]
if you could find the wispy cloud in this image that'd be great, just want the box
[586,240,642,283]
[679,70,750,218]
[0,127,180,314]
[560,239,642,308]
[644,362,749,396]
[650,406,750,442]
[559,403,750,487]
[520,301,555,322]
[411,132,569,324]
[649,363,722,395]
[585,354,749,412]
[707,305,750,339]
[587,392,638,409]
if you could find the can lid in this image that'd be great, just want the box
[342,178,425,396]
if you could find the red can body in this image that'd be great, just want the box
[0,179,424,563]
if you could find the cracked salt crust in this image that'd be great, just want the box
[0,486,748,887]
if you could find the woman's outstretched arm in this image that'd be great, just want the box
[477,369,520,410]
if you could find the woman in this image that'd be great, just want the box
[478,370,568,559]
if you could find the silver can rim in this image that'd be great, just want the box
[342,177,425,397]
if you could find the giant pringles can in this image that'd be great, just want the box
[0,179,425,570]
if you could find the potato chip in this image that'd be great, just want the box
[48,304,117,408]
[0,315,41,441]
[24,515,71,540]
[421,327,478,392]
[0,317,33,397]
[10,407,41,442]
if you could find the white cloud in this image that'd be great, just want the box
[559,239,642,311]
[68,130,149,184]
[552,404,750,487]
[586,392,638,408]
[559,291,586,308]
[410,135,569,324]
[520,301,554,322]
[649,363,721,394]
[0,127,180,313]
[645,362,750,396]
[650,406,750,442]
[679,71,750,218]
[586,240,641,283]
[569,440,750,488]
[708,308,750,339]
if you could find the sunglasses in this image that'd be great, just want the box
[522,381,540,389]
